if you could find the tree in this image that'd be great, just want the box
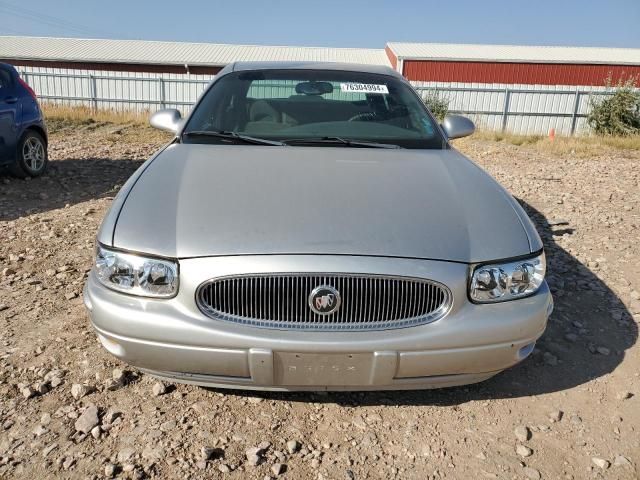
[423,92,449,121]
[588,76,640,136]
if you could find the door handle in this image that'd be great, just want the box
[4,96,18,104]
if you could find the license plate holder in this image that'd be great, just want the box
[273,352,372,386]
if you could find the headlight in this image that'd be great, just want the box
[470,252,545,303]
[94,244,178,298]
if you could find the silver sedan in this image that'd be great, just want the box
[83,62,552,391]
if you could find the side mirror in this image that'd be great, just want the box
[150,108,183,134]
[442,114,475,139]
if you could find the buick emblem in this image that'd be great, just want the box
[309,285,341,315]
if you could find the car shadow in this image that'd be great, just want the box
[214,200,637,406]
[0,157,144,221]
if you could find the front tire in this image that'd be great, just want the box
[11,130,48,178]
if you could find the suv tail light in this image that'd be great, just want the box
[18,77,37,99]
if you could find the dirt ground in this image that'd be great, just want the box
[1,122,639,480]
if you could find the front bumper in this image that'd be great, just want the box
[84,255,552,391]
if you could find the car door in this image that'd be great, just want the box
[0,65,19,163]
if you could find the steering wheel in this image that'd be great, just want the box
[348,112,379,122]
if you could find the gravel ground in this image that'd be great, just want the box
[1,122,639,480]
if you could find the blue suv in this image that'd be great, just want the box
[0,63,48,177]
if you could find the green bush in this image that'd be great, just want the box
[422,92,449,121]
[588,76,640,136]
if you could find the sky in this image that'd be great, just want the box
[1,0,639,49]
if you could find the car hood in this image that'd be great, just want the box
[109,143,539,263]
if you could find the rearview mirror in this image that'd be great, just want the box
[442,114,475,139]
[295,81,334,95]
[150,108,183,133]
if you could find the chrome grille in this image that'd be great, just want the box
[196,274,452,331]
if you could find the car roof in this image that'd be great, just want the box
[223,61,402,78]
[0,62,17,72]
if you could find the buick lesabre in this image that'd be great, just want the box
[83,62,552,391]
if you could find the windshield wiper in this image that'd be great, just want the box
[184,130,286,146]
[282,137,403,149]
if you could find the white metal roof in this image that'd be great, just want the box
[0,36,390,67]
[387,42,640,65]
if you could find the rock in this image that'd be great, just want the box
[516,444,533,457]
[117,447,136,463]
[40,413,51,425]
[91,425,101,439]
[21,386,36,399]
[286,439,300,454]
[105,463,117,477]
[2,267,16,276]
[152,382,167,396]
[200,446,222,461]
[271,463,286,476]
[616,391,633,400]
[514,426,531,442]
[64,291,78,300]
[548,410,563,422]
[246,444,269,466]
[613,455,632,467]
[33,425,48,437]
[218,464,231,473]
[112,368,126,383]
[596,346,610,356]
[246,450,261,466]
[523,467,541,480]
[159,420,176,432]
[592,457,610,469]
[70,383,92,400]
[50,376,63,388]
[42,443,58,457]
[311,458,321,468]
[105,378,123,391]
[74,404,99,434]
[62,456,76,470]
[103,408,122,424]
[34,382,49,395]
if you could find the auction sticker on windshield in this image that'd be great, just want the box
[340,83,389,94]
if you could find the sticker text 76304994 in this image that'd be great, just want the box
[340,83,389,94]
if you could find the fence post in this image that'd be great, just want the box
[88,74,98,110]
[159,78,166,109]
[570,87,581,136]
[501,88,511,132]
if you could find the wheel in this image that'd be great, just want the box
[11,130,48,178]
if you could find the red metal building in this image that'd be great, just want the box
[386,42,640,86]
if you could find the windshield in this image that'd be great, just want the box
[183,69,445,149]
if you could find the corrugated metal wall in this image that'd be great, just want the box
[411,80,614,135]
[403,60,640,86]
[18,65,214,113]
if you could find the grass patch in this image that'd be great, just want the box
[458,130,640,156]
[43,104,149,127]
[42,104,171,144]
